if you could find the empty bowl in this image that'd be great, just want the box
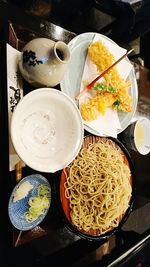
[11,88,84,172]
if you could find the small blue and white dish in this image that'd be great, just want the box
[8,174,51,231]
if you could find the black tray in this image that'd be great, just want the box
[0,19,76,247]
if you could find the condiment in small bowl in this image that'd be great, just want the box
[8,174,51,231]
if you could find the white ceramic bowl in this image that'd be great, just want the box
[11,88,84,172]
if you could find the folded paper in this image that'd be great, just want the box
[79,34,133,137]
[7,44,25,171]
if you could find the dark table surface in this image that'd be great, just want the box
[0,1,150,267]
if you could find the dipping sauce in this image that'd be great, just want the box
[134,122,144,151]
[119,118,150,155]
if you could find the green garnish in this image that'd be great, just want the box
[93,82,117,93]
[113,99,121,106]
[24,184,50,223]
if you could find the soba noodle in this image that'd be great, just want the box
[64,139,132,235]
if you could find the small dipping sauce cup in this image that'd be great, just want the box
[119,117,150,155]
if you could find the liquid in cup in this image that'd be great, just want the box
[120,117,150,155]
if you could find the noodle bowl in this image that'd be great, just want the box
[60,136,132,237]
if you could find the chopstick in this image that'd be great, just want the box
[14,161,23,247]
[14,230,22,247]
[15,160,22,182]
[76,48,134,100]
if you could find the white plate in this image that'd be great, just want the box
[11,88,84,172]
[60,32,138,135]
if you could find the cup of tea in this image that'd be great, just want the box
[119,117,150,155]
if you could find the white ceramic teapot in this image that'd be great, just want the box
[18,38,70,87]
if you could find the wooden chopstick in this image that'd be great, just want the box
[15,160,22,182]
[76,48,134,100]
[14,230,22,247]
[14,161,23,247]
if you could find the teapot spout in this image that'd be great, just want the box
[54,41,70,63]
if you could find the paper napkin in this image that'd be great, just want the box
[79,34,133,137]
[7,44,25,171]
